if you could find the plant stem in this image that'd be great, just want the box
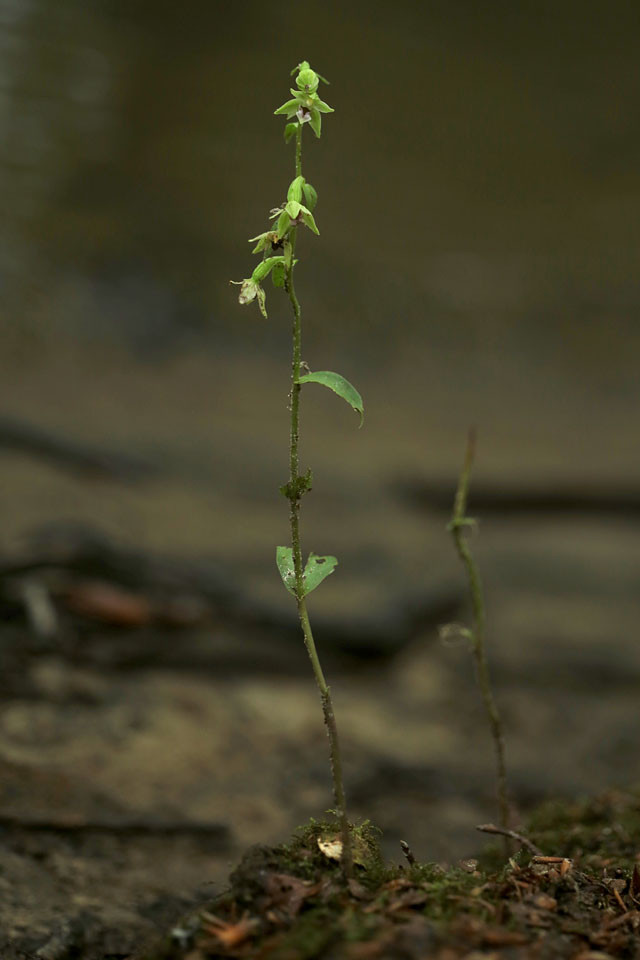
[449,429,510,848]
[284,122,353,878]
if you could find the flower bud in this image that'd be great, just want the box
[296,68,319,93]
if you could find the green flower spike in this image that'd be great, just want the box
[274,60,334,138]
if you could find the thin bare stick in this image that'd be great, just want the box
[448,430,510,849]
[400,840,416,866]
[476,823,542,857]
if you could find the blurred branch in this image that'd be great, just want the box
[0,416,156,481]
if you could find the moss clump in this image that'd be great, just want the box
[284,816,387,883]
[527,787,640,869]
[135,794,640,960]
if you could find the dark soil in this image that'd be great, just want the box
[135,792,640,960]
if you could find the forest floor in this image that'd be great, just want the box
[1,348,640,958]
[135,792,640,959]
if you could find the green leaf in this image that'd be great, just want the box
[297,371,364,426]
[283,240,294,269]
[314,98,334,114]
[275,211,291,239]
[302,182,318,212]
[271,261,285,287]
[277,547,338,597]
[287,176,305,203]
[249,232,271,254]
[303,553,338,595]
[276,546,297,596]
[274,98,300,116]
[301,210,319,235]
[309,107,321,138]
[285,200,302,219]
[284,122,298,143]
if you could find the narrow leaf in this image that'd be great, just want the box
[297,371,364,426]
[302,553,338,595]
[309,107,321,138]
[301,210,320,235]
[274,98,299,116]
[249,232,271,254]
[276,211,291,239]
[276,546,297,596]
[302,182,318,212]
[314,98,334,114]
[256,285,267,319]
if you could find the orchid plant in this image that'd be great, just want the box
[233,61,364,878]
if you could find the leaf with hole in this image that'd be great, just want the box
[302,553,338,595]
[297,371,364,426]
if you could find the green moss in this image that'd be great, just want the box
[281,816,387,881]
[526,788,640,868]
[135,794,640,960]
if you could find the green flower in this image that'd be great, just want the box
[274,61,334,138]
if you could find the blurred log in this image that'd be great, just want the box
[394,478,640,518]
[0,416,156,481]
[0,523,461,664]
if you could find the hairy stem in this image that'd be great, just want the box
[284,122,352,878]
[449,429,510,849]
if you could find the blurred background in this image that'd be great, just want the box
[1,0,639,952]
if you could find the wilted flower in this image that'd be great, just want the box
[230,277,267,317]
[231,255,286,319]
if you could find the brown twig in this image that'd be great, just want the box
[476,823,542,857]
[400,840,416,866]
